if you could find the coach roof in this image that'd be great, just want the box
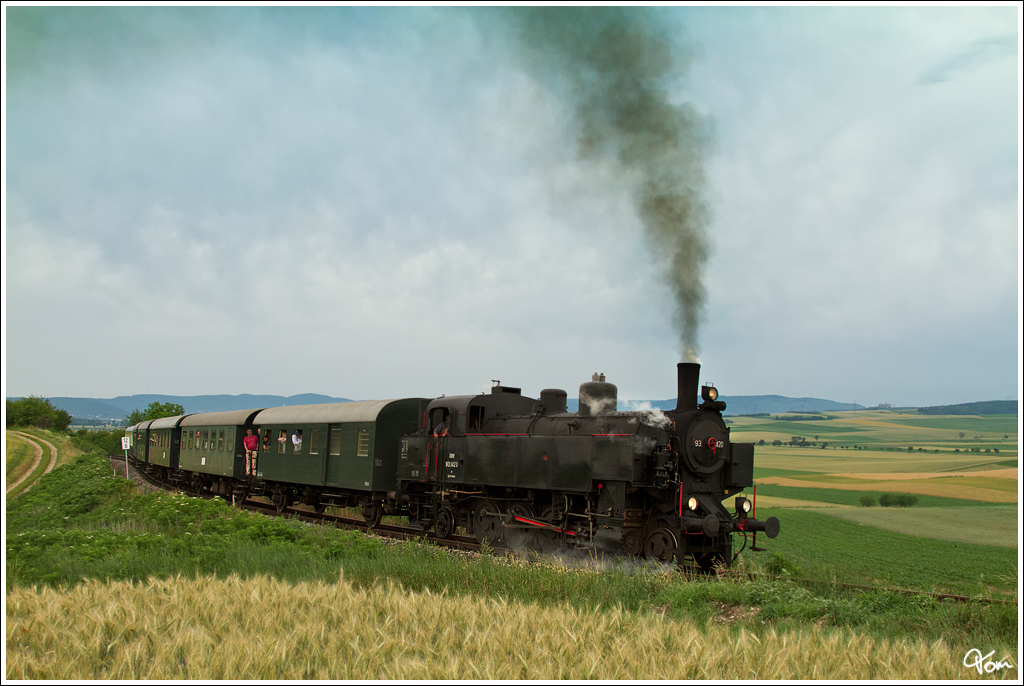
[253,399,417,425]
[180,409,264,427]
[149,415,187,430]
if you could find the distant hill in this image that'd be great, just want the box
[917,400,1018,416]
[620,395,865,416]
[34,394,353,423]
[30,393,1007,425]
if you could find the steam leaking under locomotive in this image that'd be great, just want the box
[127,362,778,569]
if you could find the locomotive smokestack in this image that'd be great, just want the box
[675,362,700,412]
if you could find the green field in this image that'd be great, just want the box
[752,483,1007,509]
[758,507,1017,592]
[730,410,1019,453]
[819,506,1017,548]
[4,423,1019,680]
[729,409,1019,552]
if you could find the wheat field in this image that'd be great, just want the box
[6,574,1013,680]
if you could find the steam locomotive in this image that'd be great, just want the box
[126,362,779,568]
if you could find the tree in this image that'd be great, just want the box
[6,396,73,432]
[125,401,185,426]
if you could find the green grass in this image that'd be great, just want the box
[751,483,1005,509]
[817,505,1017,548]
[756,507,1017,594]
[737,421,869,436]
[730,411,1018,453]
[885,415,1019,434]
[753,467,814,478]
[4,453,1019,663]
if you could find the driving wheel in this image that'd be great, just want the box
[473,501,502,545]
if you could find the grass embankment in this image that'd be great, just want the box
[5,454,1018,680]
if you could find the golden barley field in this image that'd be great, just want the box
[5,574,1013,680]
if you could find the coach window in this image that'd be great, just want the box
[309,429,319,455]
[218,430,225,452]
[356,429,370,457]
[329,428,343,456]
[203,431,209,450]
[278,429,287,454]
[227,429,235,451]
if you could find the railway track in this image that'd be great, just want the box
[112,454,508,559]
[108,454,1015,606]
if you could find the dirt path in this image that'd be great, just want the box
[6,431,59,494]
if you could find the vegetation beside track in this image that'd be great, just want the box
[4,453,1018,681]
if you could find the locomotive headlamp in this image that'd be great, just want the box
[735,497,752,516]
[687,497,698,511]
[702,385,718,402]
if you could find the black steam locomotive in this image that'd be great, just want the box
[127,363,778,568]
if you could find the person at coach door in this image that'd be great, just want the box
[243,429,259,475]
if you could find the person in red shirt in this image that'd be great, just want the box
[243,429,259,475]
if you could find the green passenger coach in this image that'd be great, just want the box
[252,399,425,519]
[147,415,185,471]
[179,409,262,497]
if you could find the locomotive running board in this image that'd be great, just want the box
[513,515,578,537]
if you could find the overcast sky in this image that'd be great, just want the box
[4,6,1020,407]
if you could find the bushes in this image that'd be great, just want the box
[878,493,918,507]
[856,493,919,508]
[71,429,124,456]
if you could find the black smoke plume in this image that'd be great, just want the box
[493,7,710,361]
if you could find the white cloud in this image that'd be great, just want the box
[4,7,1018,405]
